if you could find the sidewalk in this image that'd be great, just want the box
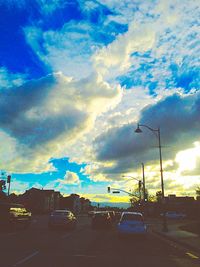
[149,219,200,254]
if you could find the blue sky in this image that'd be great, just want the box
[0,0,200,202]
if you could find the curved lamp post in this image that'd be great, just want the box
[135,123,168,232]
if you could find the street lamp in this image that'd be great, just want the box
[135,123,168,232]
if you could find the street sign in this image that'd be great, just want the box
[112,191,120,194]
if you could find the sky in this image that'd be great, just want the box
[0,0,200,203]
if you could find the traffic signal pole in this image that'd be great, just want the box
[7,175,11,196]
[107,187,139,198]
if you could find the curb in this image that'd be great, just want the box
[152,229,200,256]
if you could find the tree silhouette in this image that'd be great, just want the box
[156,190,162,202]
[196,186,200,196]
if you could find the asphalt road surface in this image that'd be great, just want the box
[0,215,199,267]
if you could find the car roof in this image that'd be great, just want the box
[53,209,71,213]
[95,213,109,214]
[121,212,143,216]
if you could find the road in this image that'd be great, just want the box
[0,215,199,267]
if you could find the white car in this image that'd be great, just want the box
[48,210,77,229]
[117,212,147,236]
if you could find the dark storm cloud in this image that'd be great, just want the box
[94,92,200,168]
[0,75,55,124]
[0,74,87,147]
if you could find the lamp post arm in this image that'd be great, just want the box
[138,124,159,133]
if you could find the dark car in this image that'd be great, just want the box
[48,210,77,230]
[0,203,31,229]
[91,211,112,229]
[161,211,187,219]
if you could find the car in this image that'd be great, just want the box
[115,211,122,221]
[91,211,112,229]
[0,202,31,229]
[108,211,116,223]
[88,210,96,217]
[117,212,147,236]
[163,211,186,219]
[48,210,77,230]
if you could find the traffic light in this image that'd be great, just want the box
[0,180,6,191]
[138,180,142,189]
[7,175,11,183]
[107,187,111,193]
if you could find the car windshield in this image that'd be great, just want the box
[121,214,143,222]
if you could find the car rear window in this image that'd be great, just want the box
[121,214,143,222]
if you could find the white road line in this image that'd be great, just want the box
[152,231,200,259]
[13,251,39,266]
[186,252,199,259]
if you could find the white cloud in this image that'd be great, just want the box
[9,180,30,194]
[62,171,80,185]
[24,22,101,79]
[0,67,26,89]
[0,72,121,173]
[93,22,156,79]
[176,142,200,175]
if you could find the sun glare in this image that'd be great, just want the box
[175,142,200,173]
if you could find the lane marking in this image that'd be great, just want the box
[13,251,39,266]
[152,231,200,259]
[186,252,199,259]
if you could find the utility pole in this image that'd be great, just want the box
[141,163,146,201]
[138,180,142,203]
[7,175,11,196]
